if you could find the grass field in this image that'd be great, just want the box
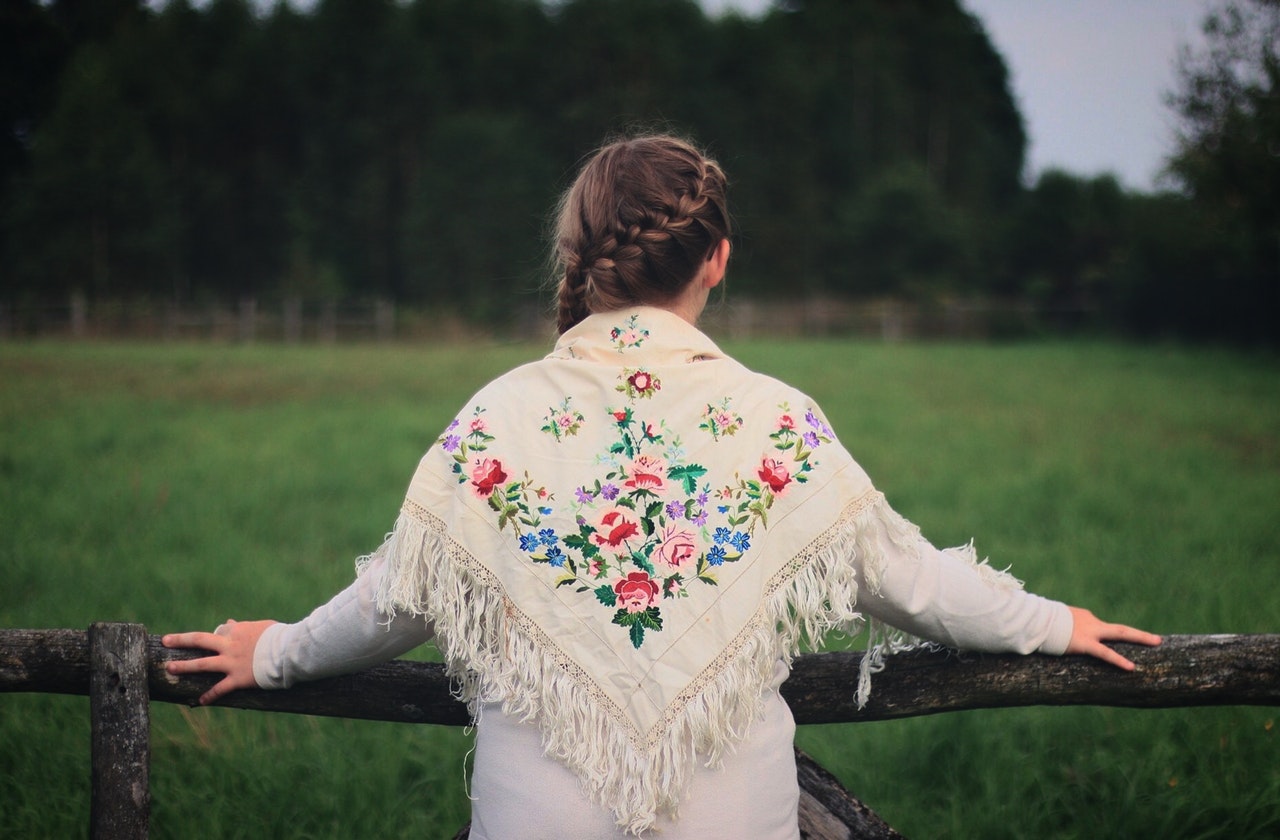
[2,338,1278,838]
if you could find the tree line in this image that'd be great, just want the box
[2,0,1276,343]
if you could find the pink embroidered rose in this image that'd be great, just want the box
[778,414,795,430]
[624,454,667,491]
[470,458,508,497]
[614,571,660,613]
[654,525,698,570]
[592,506,640,550]
[758,457,792,494]
[469,417,488,433]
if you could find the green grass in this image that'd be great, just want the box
[2,339,1278,838]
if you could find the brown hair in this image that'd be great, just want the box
[552,134,731,334]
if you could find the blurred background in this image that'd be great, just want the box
[1,0,1276,344]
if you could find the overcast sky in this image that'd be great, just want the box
[705,0,1213,191]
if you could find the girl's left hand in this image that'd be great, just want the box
[162,619,277,706]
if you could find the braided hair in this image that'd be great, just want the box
[552,135,731,334]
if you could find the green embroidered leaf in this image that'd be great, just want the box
[644,501,663,520]
[630,552,655,575]
[554,574,577,588]
[595,585,617,607]
[615,496,637,510]
[629,622,645,648]
[612,608,636,627]
[564,533,589,550]
[698,573,719,585]
[640,516,655,537]
[667,464,707,495]
[638,606,663,631]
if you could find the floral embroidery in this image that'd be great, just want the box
[540,397,586,442]
[698,398,744,440]
[718,403,834,532]
[609,314,650,351]
[435,399,827,650]
[616,368,661,401]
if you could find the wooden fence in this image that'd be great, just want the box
[3,625,1278,839]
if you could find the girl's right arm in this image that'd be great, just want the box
[163,554,433,705]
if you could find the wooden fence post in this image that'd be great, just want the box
[89,622,149,840]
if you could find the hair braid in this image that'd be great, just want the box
[550,134,731,333]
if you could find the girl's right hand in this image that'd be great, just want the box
[1065,606,1161,670]
[162,618,277,706]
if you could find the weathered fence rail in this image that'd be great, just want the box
[3,626,1278,839]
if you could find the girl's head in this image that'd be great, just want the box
[552,134,731,334]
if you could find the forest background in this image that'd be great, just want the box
[2,0,1277,344]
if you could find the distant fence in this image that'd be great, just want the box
[0,294,1097,343]
[3,626,1277,839]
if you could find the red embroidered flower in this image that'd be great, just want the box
[614,572,660,613]
[757,457,792,494]
[778,414,795,430]
[624,454,666,491]
[613,410,628,422]
[469,457,507,497]
[592,506,640,549]
[628,370,659,395]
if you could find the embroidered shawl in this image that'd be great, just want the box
[364,307,994,833]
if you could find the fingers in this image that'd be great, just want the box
[1066,606,1162,670]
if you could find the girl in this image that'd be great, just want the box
[164,134,1160,839]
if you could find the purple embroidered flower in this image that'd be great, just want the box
[575,486,595,504]
[519,533,540,552]
[442,434,461,452]
[713,527,731,545]
[538,528,559,547]
[665,500,685,520]
[696,491,709,506]
[805,409,822,429]
[730,531,750,552]
[600,483,620,501]
[446,419,459,431]
[803,431,820,449]
[692,509,708,526]
[707,545,727,566]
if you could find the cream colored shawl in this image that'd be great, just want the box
[365,307,990,833]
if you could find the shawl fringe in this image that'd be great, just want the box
[358,492,1022,835]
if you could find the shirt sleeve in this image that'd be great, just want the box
[252,554,435,689]
[856,527,1074,657]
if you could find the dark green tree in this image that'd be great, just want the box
[1165,0,1279,342]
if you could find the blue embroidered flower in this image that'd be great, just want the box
[717,505,729,514]
[546,546,566,567]
[519,533,540,552]
[665,500,685,520]
[713,527,731,545]
[538,528,559,547]
[730,531,750,552]
[707,545,727,566]
[539,506,553,515]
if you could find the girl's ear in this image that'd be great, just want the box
[705,238,731,288]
